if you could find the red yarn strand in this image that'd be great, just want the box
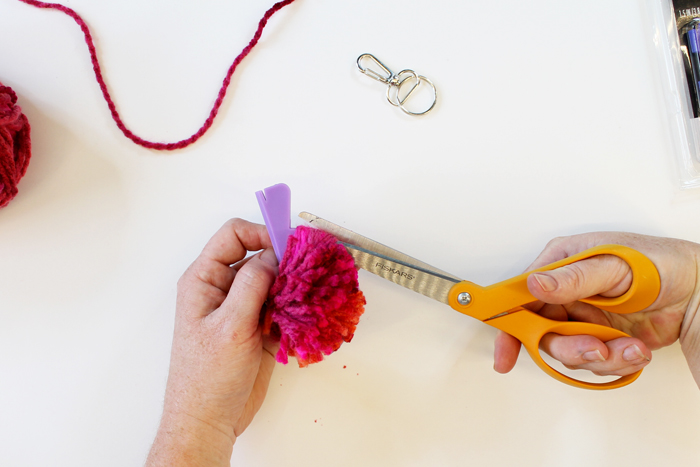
[18,0,298,150]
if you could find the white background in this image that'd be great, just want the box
[1,0,699,466]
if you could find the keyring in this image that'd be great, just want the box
[357,54,437,116]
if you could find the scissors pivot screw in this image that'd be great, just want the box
[457,292,472,306]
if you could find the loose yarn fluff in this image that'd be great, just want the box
[0,84,31,208]
[263,226,366,367]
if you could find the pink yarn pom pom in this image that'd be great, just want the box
[263,225,366,367]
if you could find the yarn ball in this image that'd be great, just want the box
[263,225,366,367]
[0,83,31,208]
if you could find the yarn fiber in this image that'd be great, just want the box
[19,0,298,150]
[0,84,31,208]
[264,226,366,367]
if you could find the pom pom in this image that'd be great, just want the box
[263,226,366,367]
[0,83,31,208]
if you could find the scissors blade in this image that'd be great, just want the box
[341,242,459,304]
[298,212,461,303]
[298,211,462,281]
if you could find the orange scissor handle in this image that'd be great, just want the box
[447,244,661,390]
[487,310,643,389]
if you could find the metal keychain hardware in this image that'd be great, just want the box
[357,54,437,116]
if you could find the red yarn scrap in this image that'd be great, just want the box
[0,83,31,208]
[19,0,298,150]
[263,226,366,367]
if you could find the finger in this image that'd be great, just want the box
[526,254,632,305]
[234,337,278,437]
[524,236,589,273]
[540,334,651,376]
[524,231,659,271]
[177,220,273,319]
[231,255,255,272]
[212,248,279,339]
[525,233,618,272]
[534,303,568,322]
[530,301,612,328]
[190,219,272,291]
[263,334,280,360]
[559,300,612,327]
[202,218,272,266]
[494,331,521,374]
[540,333,609,366]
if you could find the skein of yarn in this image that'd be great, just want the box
[0,83,31,208]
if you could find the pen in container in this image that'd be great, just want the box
[686,26,700,118]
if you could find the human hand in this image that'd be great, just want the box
[492,232,700,387]
[146,219,278,467]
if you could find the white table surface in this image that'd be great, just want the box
[1,1,699,466]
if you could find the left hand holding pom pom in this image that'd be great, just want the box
[147,219,279,466]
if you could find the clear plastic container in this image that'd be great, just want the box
[651,0,700,188]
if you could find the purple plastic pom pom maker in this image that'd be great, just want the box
[256,183,296,262]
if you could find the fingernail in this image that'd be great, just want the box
[623,345,649,362]
[260,248,278,266]
[582,350,606,362]
[533,273,557,292]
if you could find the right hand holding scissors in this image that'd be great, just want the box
[494,232,700,387]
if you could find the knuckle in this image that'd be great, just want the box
[222,217,252,237]
[549,340,582,365]
[237,266,264,288]
[225,217,244,228]
[177,267,195,291]
[236,261,274,294]
[557,263,586,292]
[190,261,214,285]
[545,236,566,249]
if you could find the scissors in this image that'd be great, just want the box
[298,212,661,390]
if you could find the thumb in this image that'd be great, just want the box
[215,248,279,336]
[526,254,632,304]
